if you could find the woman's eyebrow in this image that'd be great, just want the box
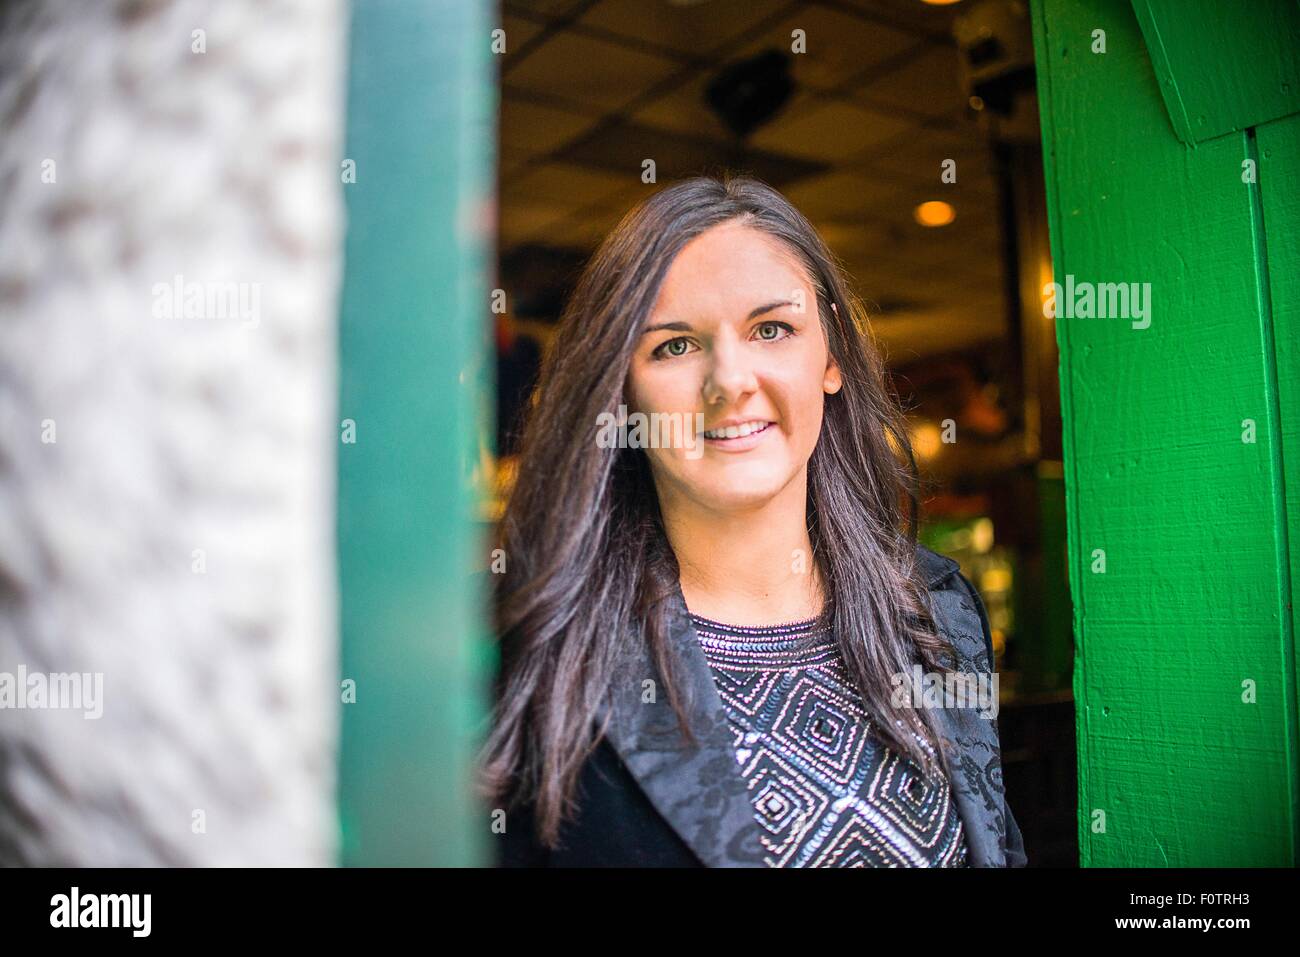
[642,319,693,335]
[641,299,794,335]
[746,298,795,319]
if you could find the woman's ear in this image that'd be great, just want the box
[825,302,843,394]
[824,354,842,395]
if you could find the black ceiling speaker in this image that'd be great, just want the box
[954,0,1035,117]
[704,49,795,140]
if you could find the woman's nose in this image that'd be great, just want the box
[701,341,759,405]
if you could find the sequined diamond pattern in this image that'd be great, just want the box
[691,612,969,868]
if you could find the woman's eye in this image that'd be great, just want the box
[754,320,793,341]
[653,337,694,359]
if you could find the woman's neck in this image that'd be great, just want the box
[657,472,825,626]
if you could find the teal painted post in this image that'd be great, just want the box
[337,0,496,866]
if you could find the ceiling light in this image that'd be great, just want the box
[914,201,956,227]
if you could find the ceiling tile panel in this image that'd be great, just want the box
[504,31,681,112]
[857,43,966,118]
[728,5,920,92]
[501,161,633,210]
[576,0,790,57]
[747,93,915,162]
[500,96,598,159]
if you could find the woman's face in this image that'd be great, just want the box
[626,220,842,513]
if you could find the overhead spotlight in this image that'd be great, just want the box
[914,201,956,227]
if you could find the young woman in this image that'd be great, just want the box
[479,173,1027,868]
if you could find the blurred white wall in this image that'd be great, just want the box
[0,0,345,864]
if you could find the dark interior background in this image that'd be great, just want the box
[491,0,1077,867]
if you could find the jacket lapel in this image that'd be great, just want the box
[597,582,767,867]
[597,545,1009,868]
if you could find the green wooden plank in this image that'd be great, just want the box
[1132,0,1300,144]
[337,0,496,866]
[1031,0,1297,865]
[1256,113,1300,861]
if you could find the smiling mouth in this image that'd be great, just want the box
[702,420,774,441]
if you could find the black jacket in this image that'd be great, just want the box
[497,544,1028,867]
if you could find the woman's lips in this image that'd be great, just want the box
[700,420,774,452]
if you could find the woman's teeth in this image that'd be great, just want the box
[703,420,771,440]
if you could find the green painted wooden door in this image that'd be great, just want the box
[1031,0,1299,865]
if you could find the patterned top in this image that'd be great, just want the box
[690,611,969,868]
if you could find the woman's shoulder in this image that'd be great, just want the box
[914,542,961,589]
[914,543,994,672]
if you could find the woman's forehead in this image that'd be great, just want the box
[671,222,800,273]
[652,230,812,315]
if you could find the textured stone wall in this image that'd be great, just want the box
[0,0,345,864]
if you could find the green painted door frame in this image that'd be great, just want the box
[1031,0,1299,865]
[336,0,496,866]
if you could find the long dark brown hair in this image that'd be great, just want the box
[478,172,961,848]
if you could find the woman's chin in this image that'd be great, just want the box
[682,472,795,512]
